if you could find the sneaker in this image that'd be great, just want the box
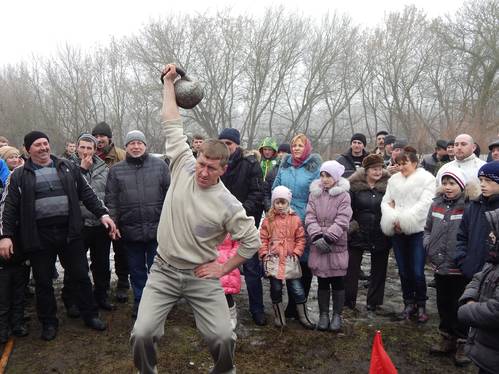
[229,304,238,330]
[397,303,416,321]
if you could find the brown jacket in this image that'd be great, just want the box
[99,144,125,167]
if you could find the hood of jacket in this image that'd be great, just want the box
[348,168,390,193]
[309,177,350,197]
[258,137,278,154]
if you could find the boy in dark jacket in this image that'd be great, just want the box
[455,161,499,280]
[458,207,499,374]
[424,167,478,365]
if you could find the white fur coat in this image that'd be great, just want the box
[381,168,436,236]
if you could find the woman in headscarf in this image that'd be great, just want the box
[272,134,322,319]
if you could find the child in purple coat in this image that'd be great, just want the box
[305,160,352,331]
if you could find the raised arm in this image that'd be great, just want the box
[161,64,180,122]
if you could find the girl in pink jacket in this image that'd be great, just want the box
[259,186,314,329]
[216,235,241,330]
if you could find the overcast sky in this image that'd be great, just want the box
[0,0,464,66]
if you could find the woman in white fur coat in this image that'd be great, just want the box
[381,146,436,323]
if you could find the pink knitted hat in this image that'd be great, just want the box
[271,186,292,204]
[320,160,345,182]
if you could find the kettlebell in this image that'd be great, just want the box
[161,67,204,109]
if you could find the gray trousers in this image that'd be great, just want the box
[130,256,236,374]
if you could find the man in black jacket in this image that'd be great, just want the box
[336,133,369,178]
[105,130,170,318]
[219,128,266,325]
[0,131,116,341]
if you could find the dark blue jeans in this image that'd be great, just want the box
[392,232,427,306]
[269,277,306,304]
[242,253,264,316]
[123,240,157,305]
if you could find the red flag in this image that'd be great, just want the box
[369,330,398,374]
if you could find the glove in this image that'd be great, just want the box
[314,237,331,253]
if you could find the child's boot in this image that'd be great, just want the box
[317,289,330,331]
[272,303,286,327]
[296,302,315,329]
[454,339,471,366]
[330,290,345,332]
[229,302,238,330]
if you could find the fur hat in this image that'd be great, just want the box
[350,133,367,147]
[92,121,112,138]
[24,131,49,151]
[320,160,345,182]
[441,167,466,190]
[362,154,384,170]
[218,128,240,145]
[125,130,146,146]
[478,161,499,184]
[271,186,292,205]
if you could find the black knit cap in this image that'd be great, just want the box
[24,131,49,151]
[351,133,367,147]
[277,143,291,153]
[92,121,113,138]
[376,130,388,137]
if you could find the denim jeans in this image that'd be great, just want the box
[123,240,157,305]
[269,277,306,304]
[242,253,264,316]
[392,232,427,305]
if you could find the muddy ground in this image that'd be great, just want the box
[4,254,477,373]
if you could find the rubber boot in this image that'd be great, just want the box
[296,303,315,330]
[416,305,429,324]
[330,290,345,332]
[317,289,330,331]
[272,303,286,327]
[397,302,416,321]
[454,339,471,366]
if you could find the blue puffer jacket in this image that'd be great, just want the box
[272,153,322,223]
[455,194,499,279]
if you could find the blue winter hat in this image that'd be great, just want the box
[478,161,499,184]
[218,128,240,145]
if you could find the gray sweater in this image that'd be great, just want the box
[157,118,261,269]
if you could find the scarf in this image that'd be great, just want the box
[291,137,312,167]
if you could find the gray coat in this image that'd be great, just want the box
[458,263,499,373]
[105,153,170,242]
[72,155,109,227]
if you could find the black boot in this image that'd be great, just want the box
[317,290,330,331]
[330,290,345,332]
